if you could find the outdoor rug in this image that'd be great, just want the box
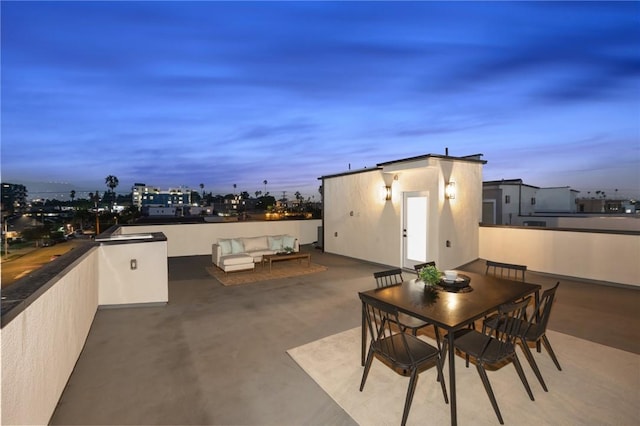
[206,262,327,286]
[288,327,639,426]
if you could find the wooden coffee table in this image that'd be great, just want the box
[262,252,311,272]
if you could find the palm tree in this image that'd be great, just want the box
[200,183,204,198]
[105,175,119,209]
[70,190,76,205]
[263,180,268,195]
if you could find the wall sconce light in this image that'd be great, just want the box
[384,185,392,201]
[445,181,456,199]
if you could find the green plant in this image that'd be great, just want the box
[283,246,294,254]
[418,265,441,286]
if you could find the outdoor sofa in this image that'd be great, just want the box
[212,234,299,273]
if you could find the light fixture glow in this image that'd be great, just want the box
[445,181,456,199]
[385,185,392,201]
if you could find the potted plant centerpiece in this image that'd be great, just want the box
[282,246,294,254]
[418,264,442,288]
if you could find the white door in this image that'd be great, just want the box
[403,191,428,270]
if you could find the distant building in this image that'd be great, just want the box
[482,179,538,225]
[535,187,580,213]
[576,197,628,214]
[1,183,28,217]
[132,183,192,209]
[141,205,213,217]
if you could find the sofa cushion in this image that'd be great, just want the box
[268,235,284,251]
[283,235,296,250]
[218,239,232,255]
[231,238,245,254]
[243,236,268,252]
[221,254,253,266]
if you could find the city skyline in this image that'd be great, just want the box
[2,2,639,200]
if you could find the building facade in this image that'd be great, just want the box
[482,179,539,225]
[535,187,579,213]
[320,153,486,271]
[132,183,192,209]
[1,182,28,217]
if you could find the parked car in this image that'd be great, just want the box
[42,239,55,247]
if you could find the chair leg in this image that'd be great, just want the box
[519,338,548,392]
[511,353,535,401]
[440,339,448,364]
[476,363,504,425]
[433,326,441,352]
[436,357,449,404]
[401,368,419,426]
[440,338,470,368]
[359,349,375,391]
[541,335,562,371]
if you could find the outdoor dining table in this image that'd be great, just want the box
[359,270,541,426]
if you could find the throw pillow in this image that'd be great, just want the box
[231,239,245,254]
[218,239,232,255]
[283,235,296,251]
[268,235,283,251]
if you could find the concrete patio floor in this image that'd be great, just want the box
[50,246,640,425]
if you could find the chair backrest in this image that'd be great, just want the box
[413,261,436,274]
[485,260,527,282]
[373,268,404,288]
[359,293,413,364]
[528,282,560,338]
[481,297,531,359]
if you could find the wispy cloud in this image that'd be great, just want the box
[2,1,638,198]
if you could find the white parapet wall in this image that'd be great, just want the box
[120,219,322,257]
[98,237,168,306]
[479,226,640,287]
[1,234,170,425]
[1,249,100,425]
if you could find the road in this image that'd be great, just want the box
[1,239,91,289]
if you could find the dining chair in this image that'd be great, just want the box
[485,282,561,392]
[442,297,534,425]
[359,293,448,426]
[413,261,436,275]
[485,260,527,282]
[374,268,406,288]
[483,260,529,326]
[373,269,442,350]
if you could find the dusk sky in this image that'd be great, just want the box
[2,1,639,200]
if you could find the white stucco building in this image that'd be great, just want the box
[482,179,539,225]
[319,153,486,271]
[535,187,580,213]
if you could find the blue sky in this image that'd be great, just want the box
[2,1,639,200]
